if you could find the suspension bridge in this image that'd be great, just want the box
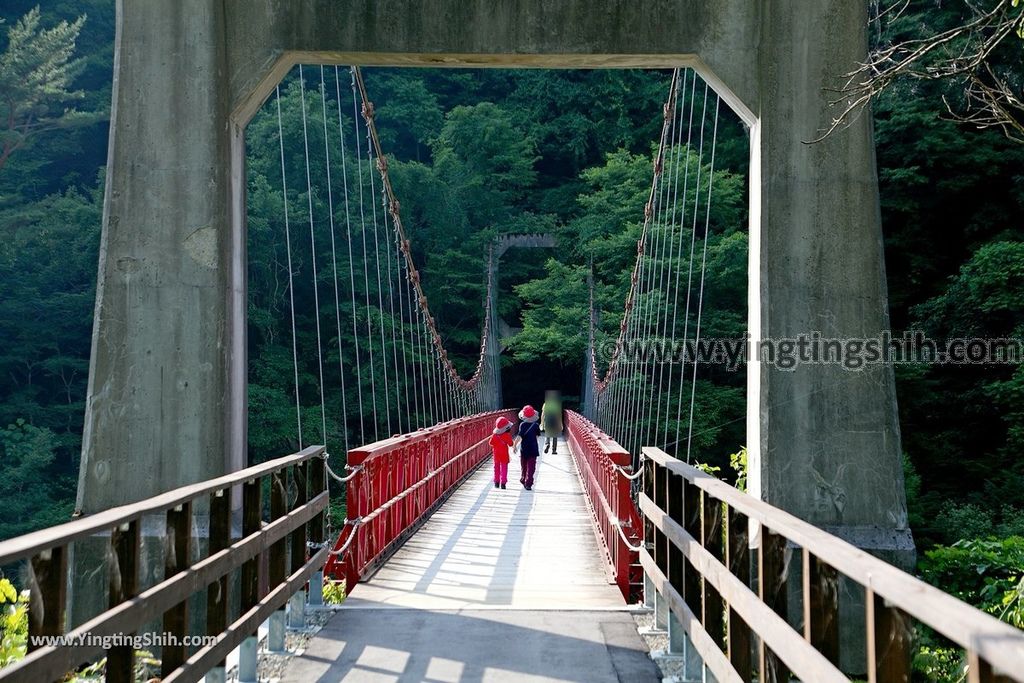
[2,1,1024,682]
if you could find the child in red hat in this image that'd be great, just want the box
[515,405,541,490]
[489,416,514,489]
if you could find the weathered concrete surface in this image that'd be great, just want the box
[77,0,241,514]
[752,3,914,669]
[281,608,660,683]
[223,0,762,123]
[752,1,913,557]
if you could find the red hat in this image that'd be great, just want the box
[493,416,513,434]
[519,405,539,423]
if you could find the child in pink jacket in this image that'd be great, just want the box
[489,416,514,489]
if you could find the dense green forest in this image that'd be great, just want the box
[243,65,750,470]
[1,1,1023,674]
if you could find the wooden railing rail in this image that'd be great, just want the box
[0,446,328,683]
[640,446,1024,683]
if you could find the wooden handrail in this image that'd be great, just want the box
[0,445,328,683]
[161,545,330,683]
[5,492,328,683]
[640,495,847,681]
[641,446,1024,682]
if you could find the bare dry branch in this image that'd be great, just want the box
[812,0,1024,144]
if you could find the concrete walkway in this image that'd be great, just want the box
[281,437,660,682]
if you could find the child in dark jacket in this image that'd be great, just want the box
[489,416,514,489]
[515,405,541,490]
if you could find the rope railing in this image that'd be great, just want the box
[614,463,645,480]
[327,519,362,557]
[325,462,363,484]
[612,518,646,553]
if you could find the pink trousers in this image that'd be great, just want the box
[493,460,508,484]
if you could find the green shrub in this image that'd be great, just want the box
[328,499,347,534]
[59,650,161,682]
[0,420,75,540]
[912,537,1024,681]
[323,579,346,605]
[694,462,721,477]
[729,446,747,492]
[919,537,1024,625]
[913,645,966,683]
[696,446,747,491]
[0,579,27,667]
[933,503,994,543]
[997,506,1024,538]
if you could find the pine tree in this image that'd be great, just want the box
[0,7,99,172]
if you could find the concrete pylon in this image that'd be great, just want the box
[77,0,243,514]
[82,1,911,670]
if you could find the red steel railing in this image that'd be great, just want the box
[564,410,644,602]
[325,410,515,588]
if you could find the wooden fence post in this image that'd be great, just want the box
[758,529,790,683]
[869,590,911,683]
[702,492,725,649]
[106,520,140,683]
[207,488,231,671]
[727,506,752,681]
[28,546,68,652]
[162,502,192,675]
[805,552,840,667]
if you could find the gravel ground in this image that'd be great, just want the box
[633,609,687,682]
[225,605,339,682]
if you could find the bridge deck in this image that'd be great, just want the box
[345,437,625,610]
[282,438,660,682]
